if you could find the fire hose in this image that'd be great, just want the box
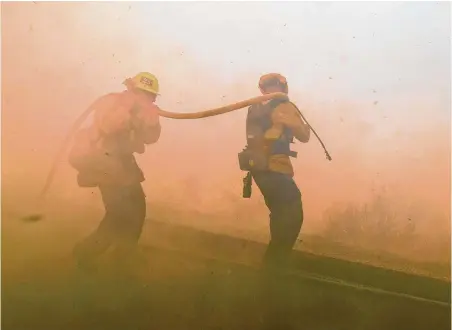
[22,92,331,222]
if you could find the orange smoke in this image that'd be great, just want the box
[2,2,450,264]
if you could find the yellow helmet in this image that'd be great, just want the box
[128,72,160,95]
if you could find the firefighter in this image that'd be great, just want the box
[239,73,311,270]
[71,72,162,274]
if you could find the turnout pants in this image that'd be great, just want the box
[74,183,146,268]
[252,171,303,330]
[252,171,303,270]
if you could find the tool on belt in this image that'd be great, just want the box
[237,97,332,198]
[242,172,253,199]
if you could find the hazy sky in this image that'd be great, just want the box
[134,1,449,101]
[76,1,450,136]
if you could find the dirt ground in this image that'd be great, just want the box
[2,217,450,330]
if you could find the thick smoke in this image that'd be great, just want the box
[2,2,450,265]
